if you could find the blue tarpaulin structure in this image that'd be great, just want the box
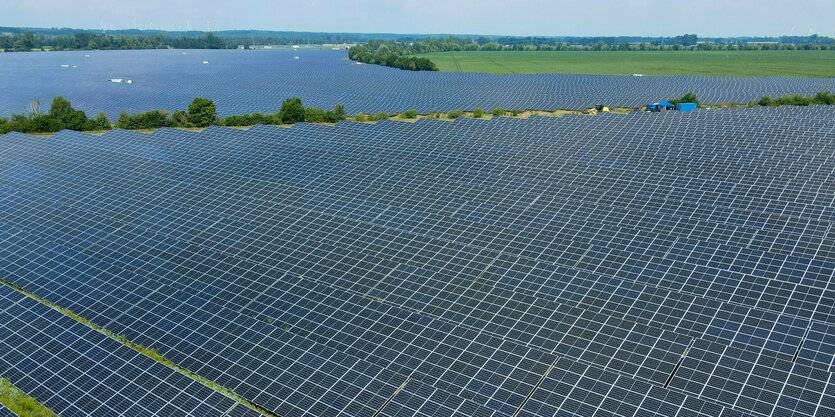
[676,102,698,112]
[646,100,675,112]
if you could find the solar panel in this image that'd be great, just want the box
[0,403,18,417]
[1,104,834,416]
[0,284,245,417]
[0,49,833,118]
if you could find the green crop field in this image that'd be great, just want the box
[415,50,835,78]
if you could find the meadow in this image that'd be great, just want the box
[415,50,835,77]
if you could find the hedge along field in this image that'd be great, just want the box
[415,50,835,77]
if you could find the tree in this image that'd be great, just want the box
[60,110,89,131]
[26,99,42,119]
[49,96,75,119]
[278,97,305,124]
[186,97,217,127]
[90,112,112,130]
[670,92,699,106]
[334,103,347,119]
[21,30,34,50]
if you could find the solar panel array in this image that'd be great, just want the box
[1,105,834,416]
[1,49,834,118]
[0,404,18,417]
[0,285,255,416]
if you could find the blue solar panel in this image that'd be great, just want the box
[1,49,834,118]
[0,104,834,416]
[0,284,242,417]
[0,403,18,417]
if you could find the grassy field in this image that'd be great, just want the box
[415,50,835,77]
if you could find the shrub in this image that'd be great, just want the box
[354,113,366,122]
[116,110,171,129]
[186,97,217,127]
[59,110,89,131]
[511,109,521,116]
[400,109,418,119]
[250,112,267,124]
[278,97,305,124]
[774,94,812,106]
[472,108,484,118]
[170,110,190,127]
[670,92,699,106]
[757,96,773,106]
[447,109,464,119]
[48,96,75,119]
[334,103,347,119]
[90,112,111,130]
[222,114,255,126]
[492,108,505,116]
[813,91,835,105]
[304,106,328,123]
[262,113,282,125]
[376,111,389,120]
[324,111,342,123]
[30,115,62,133]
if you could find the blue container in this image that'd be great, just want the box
[676,102,698,112]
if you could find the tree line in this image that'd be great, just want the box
[1,97,347,134]
[1,31,233,51]
[348,44,438,71]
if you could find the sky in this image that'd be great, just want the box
[2,0,832,37]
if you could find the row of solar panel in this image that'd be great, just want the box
[1,116,828,348]
[0,214,755,417]
[2,49,835,118]
[0,127,824,368]
[0,109,832,414]
[0,284,259,417]
[1,121,828,354]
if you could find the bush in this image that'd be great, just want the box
[186,97,216,127]
[511,109,521,116]
[774,94,812,106]
[304,106,328,123]
[59,110,89,131]
[278,97,305,124]
[447,109,464,119]
[376,111,389,120]
[492,108,505,116]
[400,109,418,119]
[813,91,835,105]
[30,115,62,133]
[222,114,255,126]
[91,112,111,130]
[473,108,484,118]
[116,110,171,129]
[757,96,773,106]
[354,113,366,122]
[170,110,190,127]
[334,103,347,119]
[670,92,699,106]
[84,112,111,131]
[48,96,75,119]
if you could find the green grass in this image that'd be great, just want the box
[0,378,59,417]
[414,50,835,78]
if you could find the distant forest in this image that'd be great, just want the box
[1,27,834,52]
